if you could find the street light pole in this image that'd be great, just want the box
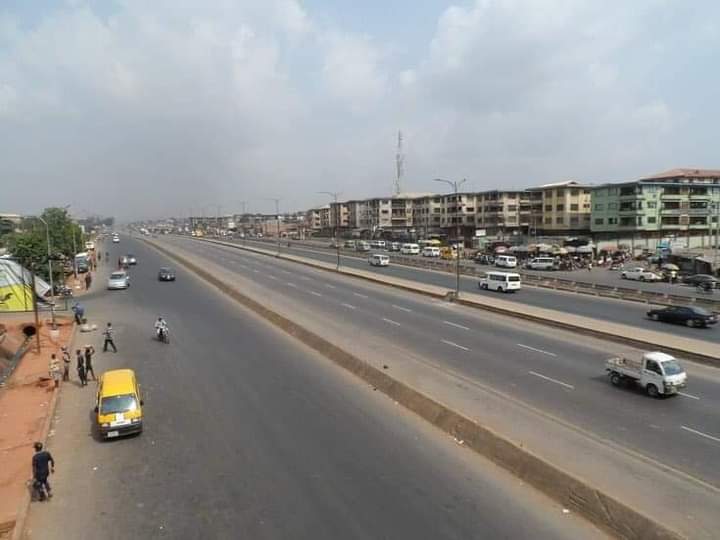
[265,198,282,255]
[319,192,342,270]
[434,178,467,300]
[35,216,56,325]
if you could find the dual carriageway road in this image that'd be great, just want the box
[164,235,720,490]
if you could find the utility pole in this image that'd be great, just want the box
[265,198,282,255]
[31,266,41,352]
[35,216,56,326]
[319,192,342,270]
[434,178,467,300]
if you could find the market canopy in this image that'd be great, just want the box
[0,258,51,312]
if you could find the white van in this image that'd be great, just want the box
[355,241,371,252]
[479,272,521,293]
[526,257,557,270]
[401,243,420,255]
[370,240,386,249]
[495,255,517,268]
[368,254,390,267]
[422,246,441,257]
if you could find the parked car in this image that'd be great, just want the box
[355,241,370,252]
[620,267,661,281]
[526,257,557,270]
[682,274,718,288]
[660,263,679,281]
[400,243,420,255]
[647,306,717,328]
[474,253,495,265]
[421,246,441,257]
[343,240,356,249]
[158,267,176,281]
[368,254,390,267]
[388,242,401,252]
[369,240,386,249]
[107,271,130,290]
[495,255,517,268]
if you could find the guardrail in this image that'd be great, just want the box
[206,236,720,312]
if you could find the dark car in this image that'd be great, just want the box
[682,274,718,287]
[158,267,176,281]
[647,306,718,328]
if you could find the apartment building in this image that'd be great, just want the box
[591,169,720,245]
[526,181,593,235]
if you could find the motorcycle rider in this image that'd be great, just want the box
[154,317,169,340]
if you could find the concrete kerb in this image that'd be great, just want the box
[10,321,78,540]
[147,238,683,540]
[192,237,719,366]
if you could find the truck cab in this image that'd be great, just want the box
[606,351,687,397]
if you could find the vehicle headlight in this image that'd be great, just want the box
[101,423,110,428]
[131,418,141,423]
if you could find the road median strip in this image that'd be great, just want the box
[146,237,683,540]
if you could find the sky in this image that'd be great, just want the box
[1,0,719,220]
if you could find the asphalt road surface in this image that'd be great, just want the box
[25,237,604,540]
[237,237,720,345]
[164,235,720,488]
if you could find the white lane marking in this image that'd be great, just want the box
[300,276,312,281]
[441,339,470,351]
[267,275,277,280]
[325,284,336,289]
[382,317,402,326]
[528,371,574,390]
[392,304,412,313]
[681,425,720,444]
[286,282,297,288]
[353,292,369,299]
[341,303,356,310]
[253,269,260,274]
[279,269,291,274]
[517,344,557,357]
[443,320,470,331]
[678,392,700,400]
[309,291,323,297]
[237,264,248,270]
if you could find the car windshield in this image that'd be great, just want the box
[508,276,521,282]
[110,273,125,279]
[100,394,138,414]
[662,360,684,376]
[689,307,710,316]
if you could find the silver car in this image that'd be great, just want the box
[107,271,130,290]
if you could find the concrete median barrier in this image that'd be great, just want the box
[146,238,683,540]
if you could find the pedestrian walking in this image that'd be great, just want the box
[49,354,62,389]
[103,322,117,353]
[32,442,55,501]
[61,347,71,381]
[71,302,85,325]
[587,261,593,271]
[84,272,92,290]
[84,345,96,381]
[77,361,87,386]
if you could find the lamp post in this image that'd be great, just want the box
[265,198,282,255]
[434,178,467,300]
[319,192,342,270]
[35,216,56,325]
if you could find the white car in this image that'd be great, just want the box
[526,257,557,270]
[421,246,441,257]
[621,267,661,281]
[107,271,130,290]
[401,243,420,255]
[368,254,390,266]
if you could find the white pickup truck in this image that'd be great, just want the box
[605,351,687,397]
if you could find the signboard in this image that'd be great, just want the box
[475,229,486,237]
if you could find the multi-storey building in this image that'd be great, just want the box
[591,169,720,248]
[527,181,593,235]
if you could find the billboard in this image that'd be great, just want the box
[0,258,51,312]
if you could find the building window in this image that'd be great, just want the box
[545,204,552,211]
[507,205,517,211]
[570,216,579,225]
[556,217,564,224]
[608,217,617,225]
[689,201,708,209]
[661,216,680,225]
[647,201,657,209]
[556,204,564,211]
[594,218,604,225]
[620,217,634,226]
[647,217,657,224]
[544,217,552,224]
[608,203,618,210]
[663,187,680,195]
[570,204,579,211]
[555,189,565,196]
[690,216,707,225]
[620,186,636,196]
[662,201,680,210]
[465,207,475,212]
[583,203,590,209]
[594,203,604,211]
[583,190,591,195]
[381,210,389,214]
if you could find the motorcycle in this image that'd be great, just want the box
[155,326,170,344]
[53,284,74,298]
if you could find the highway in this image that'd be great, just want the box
[25,237,603,540]
[235,237,720,345]
[163,234,720,489]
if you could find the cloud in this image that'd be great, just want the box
[1,0,718,219]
